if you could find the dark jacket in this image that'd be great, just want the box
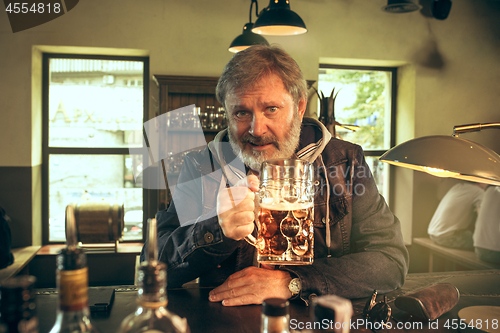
[0,205,14,269]
[144,118,409,304]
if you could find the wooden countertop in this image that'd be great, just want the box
[36,243,144,255]
[0,246,41,283]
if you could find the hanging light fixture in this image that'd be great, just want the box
[252,0,307,36]
[228,0,269,53]
[379,123,500,186]
[382,0,422,13]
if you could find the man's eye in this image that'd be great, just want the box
[266,107,278,114]
[235,111,251,119]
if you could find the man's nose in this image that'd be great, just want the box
[248,113,268,137]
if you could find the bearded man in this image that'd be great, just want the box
[143,45,409,306]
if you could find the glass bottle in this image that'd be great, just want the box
[117,218,190,333]
[193,107,201,129]
[205,106,215,130]
[310,295,353,333]
[182,106,200,130]
[217,107,227,129]
[261,298,290,333]
[0,276,38,333]
[49,206,99,333]
[200,107,209,130]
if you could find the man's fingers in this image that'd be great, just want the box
[225,186,251,203]
[224,217,254,240]
[210,268,251,294]
[221,294,257,307]
[209,283,256,304]
[246,174,260,192]
[208,267,292,306]
[218,190,254,216]
[234,174,259,192]
[217,208,254,240]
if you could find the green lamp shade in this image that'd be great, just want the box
[229,23,269,53]
[379,135,500,186]
[252,0,307,36]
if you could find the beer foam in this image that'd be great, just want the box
[259,201,312,211]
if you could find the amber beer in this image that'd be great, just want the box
[255,202,314,265]
[244,158,315,265]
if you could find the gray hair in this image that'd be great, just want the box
[216,44,307,108]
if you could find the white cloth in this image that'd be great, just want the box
[427,183,484,238]
[473,186,500,251]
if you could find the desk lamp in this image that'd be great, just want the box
[380,123,500,330]
[379,122,500,186]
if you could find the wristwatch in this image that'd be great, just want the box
[288,277,302,297]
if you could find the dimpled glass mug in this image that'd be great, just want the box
[245,159,315,265]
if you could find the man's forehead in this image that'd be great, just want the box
[225,75,289,104]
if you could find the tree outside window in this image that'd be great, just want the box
[318,65,396,200]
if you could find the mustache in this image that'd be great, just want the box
[240,134,279,148]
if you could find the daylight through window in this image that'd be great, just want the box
[318,65,396,200]
[43,55,148,243]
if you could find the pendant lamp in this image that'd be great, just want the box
[252,0,307,36]
[229,0,269,53]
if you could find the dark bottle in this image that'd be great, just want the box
[261,298,290,333]
[48,206,99,333]
[0,275,38,333]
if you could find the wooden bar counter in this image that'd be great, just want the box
[34,270,500,333]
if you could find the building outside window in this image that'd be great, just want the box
[317,65,396,200]
[43,55,149,243]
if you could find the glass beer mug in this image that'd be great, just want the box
[245,159,315,265]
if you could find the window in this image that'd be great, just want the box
[318,65,396,200]
[43,54,149,243]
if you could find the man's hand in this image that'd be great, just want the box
[208,266,293,306]
[217,174,259,240]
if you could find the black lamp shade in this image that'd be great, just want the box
[432,0,452,20]
[229,23,269,53]
[252,0,307,36]
[382,0,422,13]
[379,135,500,186]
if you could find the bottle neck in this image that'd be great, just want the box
[136,262,168,308]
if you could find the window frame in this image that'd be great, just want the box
[41,53,150,244]
[318,63,398,199]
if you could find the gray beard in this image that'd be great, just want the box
[228,116,302,171]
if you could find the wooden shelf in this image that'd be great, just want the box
[152,75,223,210]
[166,128,225,134]
[413,237,500,272]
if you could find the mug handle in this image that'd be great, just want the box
[245,234,257,247]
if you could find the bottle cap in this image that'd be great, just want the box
[262,298,289,317]
[311,294,353,333]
